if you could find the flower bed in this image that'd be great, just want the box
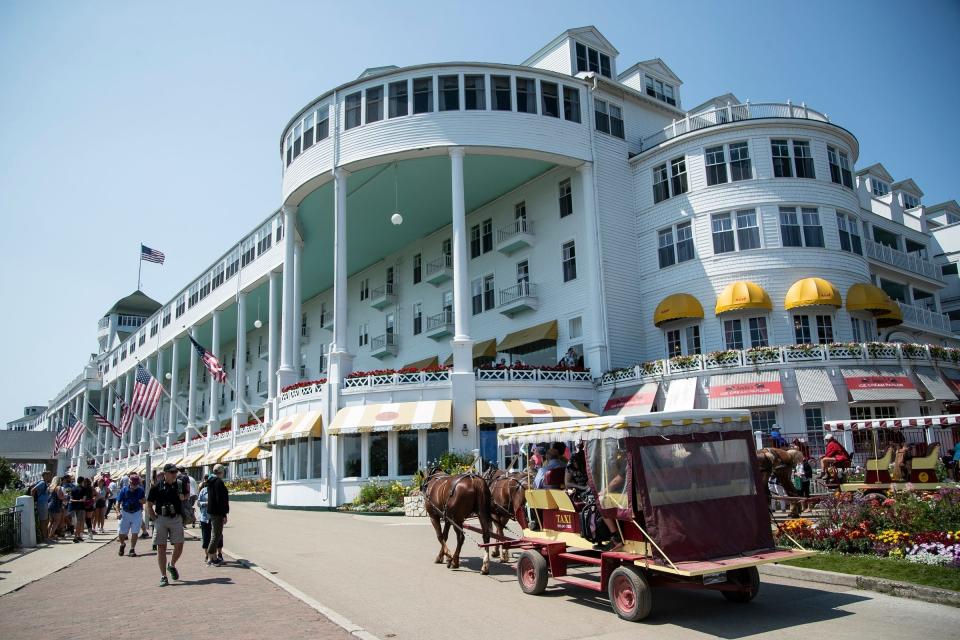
[337,479,412,513]
[225,478,271,494]
[347,366,448,379]
[281,378,327,393]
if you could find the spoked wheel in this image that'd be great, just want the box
[722,566,760,603]
[607,566,652,622]
[516,550,548,595]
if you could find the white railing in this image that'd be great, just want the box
[278,380,326,402]
[370,333,398,352]
[426,310,454,331]
[475,368,592,383]
[344,369,451,389]
[899,302,952,333]
[496,219,534,244]
[864,239,942,281]
[499,281,537,306]
[371,282,397,299]
[98,317,110,329]
[640,101,830,151]
[599,341,960,387]
[425,254,452,277]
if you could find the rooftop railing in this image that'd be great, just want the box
[899,302,952,333]
[864,238,943,282]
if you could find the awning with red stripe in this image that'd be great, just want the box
[841,367,921,401]
[603,382,658,415]
[824,414,960,431]
[708,371,784,409]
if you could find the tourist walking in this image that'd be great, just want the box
[146,463,185,586]
[116,474,145,557]
[30,471,52,543]
[197,476,223,563]
[93,477,107,534]
[82,477,96,540]
[46,476,66,540]
[205,464,229,566]
[68,476,90,542]
[106,474,118,515]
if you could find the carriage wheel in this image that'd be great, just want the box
[607,566,652,622]
[722,567,760,603]
[516,550,548,595]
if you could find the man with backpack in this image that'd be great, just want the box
[115,473,145,557]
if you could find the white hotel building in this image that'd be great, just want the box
[23,26,960,505]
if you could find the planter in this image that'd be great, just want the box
[404,495,426,517]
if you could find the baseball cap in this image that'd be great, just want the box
[162,463,178,473]
[212,463,226,475]
[824,433,834,440]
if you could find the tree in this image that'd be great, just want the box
[0,457,16,491]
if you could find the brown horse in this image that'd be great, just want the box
[484,469,528,562]
[756,447,805,517]
[422,469,493,575]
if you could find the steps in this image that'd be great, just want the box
[553,575,604,592]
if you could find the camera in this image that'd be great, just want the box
[161,504,177,518]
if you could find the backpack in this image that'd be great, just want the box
[578,493,610,544]
[120,487,143,512]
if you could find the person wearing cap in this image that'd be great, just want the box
[115,474,146,557]
[205,464,230,566]
[819,433,851,477]
[146,463,185,586]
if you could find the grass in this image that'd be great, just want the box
[784,552,960,592]
[0,489,20,510]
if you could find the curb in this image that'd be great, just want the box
[221,545,380,640]
[759,564,960,607]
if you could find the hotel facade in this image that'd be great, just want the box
[20,26,960,506]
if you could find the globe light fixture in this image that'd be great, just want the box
[165,372,172,380]
[389,162,403,226]
[391,212,403,225]
[254,319,263,329]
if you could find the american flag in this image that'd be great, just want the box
[114,387,134,434]
[89,401,122,438]
[53,427,69,454]
[63,413,85,450]
[141,244,165,264]
[130,364,162,420]
[189,335,227,383]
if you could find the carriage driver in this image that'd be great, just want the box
[818,433,851,477]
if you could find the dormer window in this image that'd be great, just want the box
[645,76,676,106]
[574,41,611,78]
[871,178,890,197]
[902,193,921,209]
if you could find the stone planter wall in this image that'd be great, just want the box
[403,495,426,517]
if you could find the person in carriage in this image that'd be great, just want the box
[818,433,851,478]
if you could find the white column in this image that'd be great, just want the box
[107,381,117,458]
[277,204,298,390]
[293,243,303,375]
[97,385,108,461]
[167,339,180,446]
[80,389,91,475]
[187,328,198,440]
[71,395,81,469]
[208,309,221,437]
[268,270,280,403]
[329,168,354,385]
[154,349,165,445]
[234,292,247,433]
[123,371,133,455]
[578,162,609,375]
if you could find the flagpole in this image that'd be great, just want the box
[137,244,142,290]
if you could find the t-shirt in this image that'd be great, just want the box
[107,482,118,499]
[197,486,209,523]
[148,480,184,518]
[32,480,49,505]
[118,486,145,513]
[69,485,91,511]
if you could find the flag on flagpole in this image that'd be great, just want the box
[89,401,122,438]
[140,244,165,264]
[114,388,134,434]
[54,427,69,455]
[130,364,163,420]
[189,335,227,383]
[63,413,85,450]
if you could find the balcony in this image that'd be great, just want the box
[864,239,943,282]
[370,333,398,359]
[344,369,450,389]
[256,380,268,398]
[425,310,454,340]
[498,281,538,316]
[640,101,830,152]
[424,254,453,286]
[321,312,333,330]
[370,283,398,310]
[898,302,953,334]
[258,344,269,360]
[496,219,535,255]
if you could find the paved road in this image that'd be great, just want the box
[222,503,958,640]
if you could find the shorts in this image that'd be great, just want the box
[37,505,49,520]
[95,499,106,508]
[119,510,143,535]
[153,515,185,545]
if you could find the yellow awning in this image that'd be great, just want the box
[257,449,273,460]
[784,277,841,310]
[444,339,498,365]
[846,283,896,316]
[476,399,596,425]
[261,410,323,444]
[715,281,772,314]
[497,321,559,354]
[654,293,704,327]
[403,355,439,370]
[198,448,230,467]
[181,452,206,468]
[329,400,451,435]
[876,303,903,328]
[221,442,261,463]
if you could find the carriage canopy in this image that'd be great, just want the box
[823,414,960,431]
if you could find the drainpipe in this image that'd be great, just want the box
[585,73,613,371]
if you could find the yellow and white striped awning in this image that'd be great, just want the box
[329,400,451,435]
[497,410,752,445]
[221,442,261,463]
[180,452,206,468]
[198,447,230,467]
[477,399,596,425]
[261,411,323,444]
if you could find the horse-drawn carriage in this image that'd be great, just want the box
[482,409,813,621]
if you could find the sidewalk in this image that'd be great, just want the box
[0,526,116,597]
[0,523,352,640]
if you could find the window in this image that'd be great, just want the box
[558,179,573,218]
[198,274,211,300]
[285,133,292,167]
[302,113,315,152]
[794,315,811,344]
[516,260,529,283]
[780,207,823,247]
[594,99,610,134]
[188,283,199,308]
[316,111,329,141]
[470,225,481,259]
[827,146,853,188]
[880,278,908,303]
[483,274,495,311]
[666,329,682,357]
[292,123,302,159]
[724,319,744,349]
[491,75,511,111]
[851,317,864,343]
[515,201,526,224]
[705,146,727,185]
[644,75,676,106]
[256,224,272,256]
[942,263,959,276]
[871,178,890,197]
[471,278,483,315]
[241,236,255,266]
[902,193,921,209]
[873,226,900,250]
[729,142,752,181]
[750,410,777,436]
[685,325,701,354]
[801,208,824,247]
[211,263,224,290]
[413,303,422,335]
[562,240,577,282]
[771,139,793,178]
[464,75,485,110]
[736,209,761,250]
[359,278,370,301]
[162,306,171,327]
[225,247,239,280]
[658,221,694,268]
[413,77,432,114]
[816,315,834,343]
[388,81,408,118]
[652,164,669,203]
[175,296,185,318]
[574,41,612,78]
[358,322,369,348]
[342,435,361,477]
[748,317,768,347]
[413,253,421,284]
[541,81,559,118]
[398,431,418,476]
[482,219,493,254]
[439,75,459,111]
[310,437,323,479]
[792,140,815,178]
[836,212,863,255]
[516,77,536,113]
[609,104,624,138]
[427,429,448,463]
[563,87,581,122]
[344,91,361,130]
[365,86,383,123]
[670,157,688,196]
[712,213,735,254]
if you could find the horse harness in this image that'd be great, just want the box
[490,474,526,520]
[423,471,483,524]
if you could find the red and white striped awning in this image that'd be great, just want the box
[824,414,960,431]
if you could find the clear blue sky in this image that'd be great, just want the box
[1,0,957,422]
